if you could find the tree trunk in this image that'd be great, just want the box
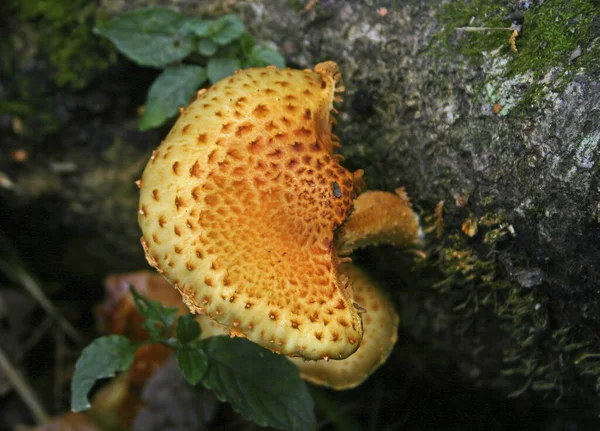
[2,0,600,427]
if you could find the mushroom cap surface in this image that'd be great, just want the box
[290,263,399,390]
[138,63,363,360]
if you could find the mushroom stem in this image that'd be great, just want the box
[335,189,423,253]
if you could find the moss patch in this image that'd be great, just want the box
[508,0,600,76]
[411,207,600,400]
[432,0,512,60]
[9,0,115,89]
[0,0,118,137]
[431,0,600,108]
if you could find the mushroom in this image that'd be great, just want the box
[335,188,423,255]
[193,264,400,390]
[138,62,364,360]
[290,263,399,390]
[100,268,401,390]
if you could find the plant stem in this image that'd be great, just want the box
[456,26,521,32]
[18,270,85,345]
[0,346,50,424]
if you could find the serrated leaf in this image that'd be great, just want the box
[210,14,245,46]
[198,38,218,56]
[140,65,207,130]
[95,7,195,67]
[246,45,286,69]
[207,57,241,84]
[130,284,181,329]
[182,18,212,38]
[71,335,138,412]
[176,314,201,343]
[177,342,208,385]
[200,337,316,431]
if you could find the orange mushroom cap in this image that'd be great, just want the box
[138,62,363,360]
[290,263,399,390]
[194,264,399,390]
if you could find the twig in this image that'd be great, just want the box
[0,233,84,345]
[304,0,320,11]
[0,346,50,424]
[22,314,55,352]
[456,26,521,32]
[54,329,66,411]
[18,271,85,345]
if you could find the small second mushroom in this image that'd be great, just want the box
[290,263,399,390]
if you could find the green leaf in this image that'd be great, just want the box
[71,336,138,412]
[182,18,212,38]
[210,14,245,46]
[176,314,201,343]
[200,337,316,431]
[238,32,257,57]
[129,284,181,330]
[177,341,208,385]
[142,319,168,339]
[140,64,207,131]
[95,7,195,67]
[198,38,218,56]
[246,45,286,69]
[207,57,240,84]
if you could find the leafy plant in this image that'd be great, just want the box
[94,7,286,130]
[70,286,316,431]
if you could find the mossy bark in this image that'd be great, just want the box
[1,0,600,427]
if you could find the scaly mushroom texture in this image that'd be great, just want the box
[138,62,365,360]
[193,263,400,389]
[291,263,399,390]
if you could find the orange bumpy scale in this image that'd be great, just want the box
[138,62,364,360]
[290,263,400,390]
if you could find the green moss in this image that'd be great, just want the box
[412,211,600,399]
[431,0,600,109]
[431,0,512,60]
[287,0,305,12]
[10,0,115,89]
[507,0,600,77]
[507,0,600,108]
[0,0,117,137]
